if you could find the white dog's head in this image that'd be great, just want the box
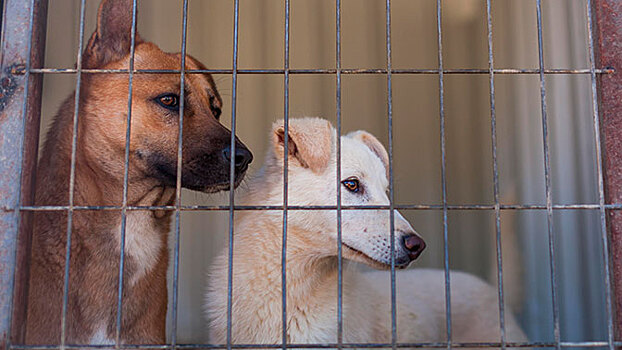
[256,117,425,269]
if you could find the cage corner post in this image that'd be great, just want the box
[0,0,48,349]
[592,0,622,343]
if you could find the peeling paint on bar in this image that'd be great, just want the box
[592,0,622,341]
[0,0,47,349]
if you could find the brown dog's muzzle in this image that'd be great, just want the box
[222,145,253,175]
[144,134,253,193]
[181,136,253,193]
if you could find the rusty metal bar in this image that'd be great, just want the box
[585,0,615,348]
[170,0,189,345]
[114,0,138,346]
[14,203,622,211]
[58,0,86,345]
[225,0,240,349]
[335,0,343,348]
[7,341,622,350]
[385,1,397,350]
[435,0,451,348]
[8,0,47,344]
[535,0,560,348]
[23,67,617,75]
[484,0,506,348]
[281,1,291,349]
[592,0,622,341]
[0,0,47,349]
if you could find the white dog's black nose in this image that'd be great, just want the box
[402,234,426,260]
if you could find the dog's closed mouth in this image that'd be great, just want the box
[202,174,246,193]
[147,153,247,193]
[341,242,410,270]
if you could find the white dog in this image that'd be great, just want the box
[205,117,526,345]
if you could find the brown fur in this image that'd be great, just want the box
[25,0,251,344]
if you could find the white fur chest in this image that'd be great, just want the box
[89,324,114,345]
[226,290,339,344]
[286,299,339,344]
[116,210,165,285]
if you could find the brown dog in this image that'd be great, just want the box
[25,0,252,344]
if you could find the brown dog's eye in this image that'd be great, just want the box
[211,107,222,120]
[155,93,180,111]
[342,178,360,193]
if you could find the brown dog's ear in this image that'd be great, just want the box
[348,131,390,180]
[272,118,334,173]
[83,0,144,68]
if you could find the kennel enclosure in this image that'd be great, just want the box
[1,0,622,348]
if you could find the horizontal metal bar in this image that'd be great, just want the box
[22,68,616,75]
[10,203,622,211]
[9,341,622,350]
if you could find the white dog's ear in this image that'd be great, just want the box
[349,131,389,180]
[272,118,333,173]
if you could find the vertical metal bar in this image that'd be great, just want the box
[60,0,87,346]
[384,1,397,350]
[171,0,190,346]
[534,1,560,349]
[436,0,451,348]
[282,0,290,349]
[114,0,138,345]
[226,0,241,348]
[591,0,622,341]
[485,1,506,348]
[335,0,343,348]
[8,0,48,343]
[1,0,47,348]
[585,0,616,347]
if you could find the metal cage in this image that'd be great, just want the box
[1,0,621,349]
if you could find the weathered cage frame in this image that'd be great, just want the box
[0,0,621,349]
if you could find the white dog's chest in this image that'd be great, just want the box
[286,306,337,344]
[229,295,340,344]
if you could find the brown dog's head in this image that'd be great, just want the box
[78,0,252,193]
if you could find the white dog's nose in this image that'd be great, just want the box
[393,210,425,261]
[402,234,426,260]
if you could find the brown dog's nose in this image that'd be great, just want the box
[223,146,253,173]
[402,234,426,260]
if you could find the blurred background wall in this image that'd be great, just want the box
[39,0,607,343]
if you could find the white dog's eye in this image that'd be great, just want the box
[341,178,360,193]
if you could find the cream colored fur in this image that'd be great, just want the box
[205,117,527,345]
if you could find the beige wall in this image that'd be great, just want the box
[40,0,605,343]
